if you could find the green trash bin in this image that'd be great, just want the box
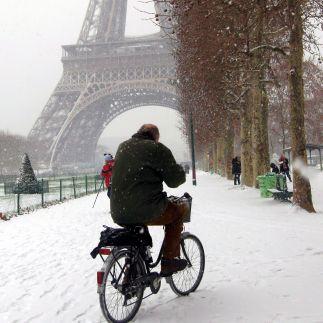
[276,174,287,191]
[257,173,277,198]
[257,175,266,197]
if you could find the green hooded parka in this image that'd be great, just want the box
[110,133,186,224]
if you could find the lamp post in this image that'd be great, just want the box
[190,112,197,186]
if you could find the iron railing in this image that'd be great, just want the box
[0,174,104,219]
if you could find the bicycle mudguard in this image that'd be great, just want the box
[181,231,191,238]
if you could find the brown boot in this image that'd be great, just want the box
[160,258,187,277]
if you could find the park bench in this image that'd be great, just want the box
[267,174,293,202]
[267,188,293,201]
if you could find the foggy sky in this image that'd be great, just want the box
[0,0,161,136]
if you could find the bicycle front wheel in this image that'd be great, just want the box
[99,248,145,323]
[168,233,205,296]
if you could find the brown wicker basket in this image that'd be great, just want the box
[168,193,192,223]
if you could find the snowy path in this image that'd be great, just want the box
[0,172,323,323]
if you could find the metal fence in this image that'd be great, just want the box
[0,174,104,218]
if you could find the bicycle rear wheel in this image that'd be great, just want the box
[168,233,205,296]
[99,248,145,323]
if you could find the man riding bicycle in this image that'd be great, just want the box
[110,124,189,277]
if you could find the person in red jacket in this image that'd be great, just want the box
[279,154,292,182]
[101,153,115,198]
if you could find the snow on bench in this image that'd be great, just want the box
[267,188,293,201]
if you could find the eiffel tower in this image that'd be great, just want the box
[28,0,177,169]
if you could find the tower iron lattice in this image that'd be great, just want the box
[29,0,177,168]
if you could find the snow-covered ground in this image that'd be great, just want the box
[0,171,322,323]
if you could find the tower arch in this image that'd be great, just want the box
[51,85,178,166]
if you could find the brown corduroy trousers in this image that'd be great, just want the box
[145,201,189,259]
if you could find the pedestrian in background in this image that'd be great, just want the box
[279,154,292,182]
[101,153,115,198]
[232,156,241,185]
[270,162,280,174]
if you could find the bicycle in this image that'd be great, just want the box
[91,194,205,323]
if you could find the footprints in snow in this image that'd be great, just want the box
[40,285,56,298]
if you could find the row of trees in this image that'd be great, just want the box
[0,130,116,180]
[0,131,46,176]
[156,0,322,212]
[268,60,322,151]
[0,130,111,177]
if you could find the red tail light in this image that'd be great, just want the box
[99,248,111,255]
[97,271,104,285]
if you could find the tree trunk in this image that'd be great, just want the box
[278,99,287,150]
[216,136,226,176]
[251,0,270,186]
[240,92,254,187]
[202,151,208,172]
[225,118,234,180]
[251,77,270,185]
[212,142,218,173]
[287,0,315,212]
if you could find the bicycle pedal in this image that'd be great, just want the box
[123,294,131,306]
[149,273,161,294]
[149,272,160,280]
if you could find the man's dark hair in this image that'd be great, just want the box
[137,124,160,142]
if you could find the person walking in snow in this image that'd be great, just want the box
[110,124,188,277]
[232,156,241,185]
[270,162,280,174]
[101,153,115,198]
[279,154,292,182]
